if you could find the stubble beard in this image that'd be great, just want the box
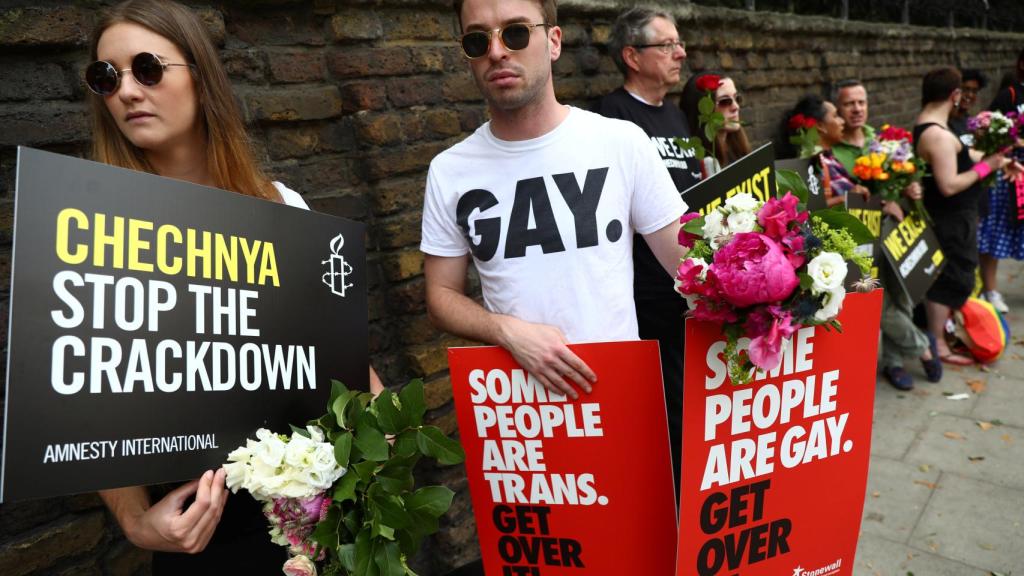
[475,64,550,113]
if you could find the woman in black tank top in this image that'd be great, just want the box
[913,68,1021,366]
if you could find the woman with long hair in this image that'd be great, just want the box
[680,72,752,174]
[87,1,381,571]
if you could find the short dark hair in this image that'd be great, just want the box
[921,67,962,107]
[452,0,557,31]
[608,7,675,76]
[960,68,988,89]
[832,78,864,101]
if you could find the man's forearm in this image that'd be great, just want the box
[426,285,508,347]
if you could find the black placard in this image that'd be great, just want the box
[880,213,946,305]
[1,148,368,502]
[682,143,776,214]
[775,157,828,211]
[845,191,883,282]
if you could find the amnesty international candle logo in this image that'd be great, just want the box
[1,148,368,502]
[321,233,354,298]
[448,342,677,575]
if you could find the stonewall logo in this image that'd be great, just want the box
[792,558,842,576]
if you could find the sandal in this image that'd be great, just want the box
[939,352,974,366]
[921,334,943,382]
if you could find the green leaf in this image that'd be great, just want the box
[375,541,405,576]
[338,543,357,572]
[332,389,356,430]
[398,379,426,428]
[329,379,348,411]
[355,528,378,576]
[698,94,714,115]
[342,508,360,537]
[334,432,353,468]
[682,216,705,235]
[405,486,455,518]
[392,429,420,457]
[289,424,311,438]
[310,505,342,555]
[776,168,809,204]
[355,414,389,462]
[370,484,411,529]
[377,455,417,494]
[704,123,717,144]
[416,426,466,465]
[798,273,813,290]
[813,207,875,245]
[373,390,407,435]
[353,460,378,483]
[333,472,359,504]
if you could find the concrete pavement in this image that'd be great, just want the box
[854,260,1024,575]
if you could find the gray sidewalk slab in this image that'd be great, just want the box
[854,259,1024,575]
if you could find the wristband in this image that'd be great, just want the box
[972,161,993,180]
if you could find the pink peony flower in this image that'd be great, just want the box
[711,233,799,308]
[780,232,806,268]
[745,306,798,371]
[757,192,807,241]
[678,213,702,248]
[283,554,318,576]
[691,297,739,323]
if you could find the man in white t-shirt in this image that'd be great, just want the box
[421,0,687,398]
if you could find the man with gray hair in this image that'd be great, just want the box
[595,6,700,495]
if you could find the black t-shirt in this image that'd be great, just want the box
[594,87,702,301]
[989,80,1024,115]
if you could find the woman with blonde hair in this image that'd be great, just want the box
[86,0,381,571]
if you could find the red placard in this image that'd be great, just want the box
[449,341,677,575]
[676,290,883,576]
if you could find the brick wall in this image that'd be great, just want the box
[0,1,1021,574]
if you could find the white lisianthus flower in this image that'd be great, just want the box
[223,426,345,501]
[702,210,725,242]
[806,252,847,294]
[726,211,758,234]
[724,192,759,213]
[814,286,846,321]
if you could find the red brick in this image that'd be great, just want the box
[356,112,404,146]
[244,86,342,122]
[372,176,427,216]
[222,48,267,82]
[387,76,444,108]
[329,10,383,42]
[0,512,104,576]
[0,6,90,47]
[339,81,389,113]
[381,10,453,40]
[267,49,326,83]
[362,140,451,181]
[381,249,424,281]
[374,211,422,250]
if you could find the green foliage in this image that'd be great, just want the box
[775,169,808,205]
[675,136,705,161]
[697,92,725,161]
[810,213,873,275]
[790,127,822,159]
[313,380,464,575]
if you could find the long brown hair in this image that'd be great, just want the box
[680,72,752,168]
[88,0,277,201]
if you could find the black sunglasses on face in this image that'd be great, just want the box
[460,22,548,59]
[716,94,743,108]
[85,52,195,96]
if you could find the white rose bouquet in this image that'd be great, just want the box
[224,380,465,576]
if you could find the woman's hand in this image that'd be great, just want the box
[852,185,871,199]
[903,181,922,201]
[102,469,228,554]
[882,200,905,222]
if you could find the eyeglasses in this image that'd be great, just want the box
[632,40,686,54]
[85,52,195,96]
[460,23,549,59]
[716,94,743,108]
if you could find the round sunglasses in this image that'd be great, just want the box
[85,52,195,96]
[460,22,548,59]
[716,94,744,108]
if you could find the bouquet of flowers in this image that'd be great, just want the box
[852,124,927,218]
[968,110,1019,156]
[225,380,465,576]
[675,185,873,385]
[787,113,821,159]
